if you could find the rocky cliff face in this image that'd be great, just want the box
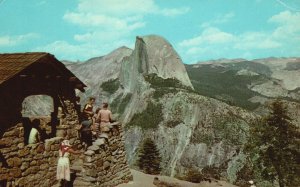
[108,36,258,183]
[120,35,193,93]
[67,46,133,104]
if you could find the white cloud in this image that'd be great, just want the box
[34,41,98,60]
[269,11,300,39]
[201,12,235,28]
[75,0,189,17]
[0,33,39,47]
[64,12,145,31]
[234,32,281,50]
[77,0,158,16]
[161,7,190,17]
[55,0,190,60]
[34,40,134,61]
[64,0,189,30]
[178,10,300,63]
[179,27,235,47]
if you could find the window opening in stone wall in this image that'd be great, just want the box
[21,95,55,144]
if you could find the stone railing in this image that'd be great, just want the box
[71,122,133,187]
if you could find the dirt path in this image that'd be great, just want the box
[117,170,238,187]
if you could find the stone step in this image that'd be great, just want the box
[93,138,106,146]
[73,178,93,187]
[99,133,109,140]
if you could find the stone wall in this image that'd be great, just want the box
[72,123,133,187]
[0,123,62,187]
[0,100,132,187]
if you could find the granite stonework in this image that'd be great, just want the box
[72,123,133,187]
[0,100,132,187]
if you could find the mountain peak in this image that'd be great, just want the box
[133,35,193,88]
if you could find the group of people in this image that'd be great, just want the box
[57,97,114,187]
[79,97,114,149]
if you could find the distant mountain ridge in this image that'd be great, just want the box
[187,57,300,111]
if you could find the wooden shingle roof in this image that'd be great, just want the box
[0,52,86,89]
[0,52,49,84]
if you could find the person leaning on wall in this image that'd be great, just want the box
[28,119,41,144]
[96,102,115,133]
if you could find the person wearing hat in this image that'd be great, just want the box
[57,139,80,187]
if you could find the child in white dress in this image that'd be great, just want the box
[57,139,80,187]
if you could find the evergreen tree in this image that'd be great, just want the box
[138,138,162,175]
[245,100,300,187]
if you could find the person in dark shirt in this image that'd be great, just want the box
[80,97,95,149]
[82,97,95,121]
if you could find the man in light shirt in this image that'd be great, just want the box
[96,102,113,133]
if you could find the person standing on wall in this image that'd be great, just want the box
[80,97,95,149]
[96,102,114,133]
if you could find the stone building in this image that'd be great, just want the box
[0,53,132,186]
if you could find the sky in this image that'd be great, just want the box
[0,0,300,64]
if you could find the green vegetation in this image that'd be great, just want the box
[285,61,300,70]
[126,101,163,130]
[145,73,190,89]
[190,117,248,146]
[137,138,161,174]
[178,166,222,183]
[226,61,272,76]
[181,169,204,183]
[165,120,183,128]
[110,93,132,115]
[185,64,267,110]
[244,100,300,187]
[110,94,122,112]
[144,73,193,99]
[100,78,120,94]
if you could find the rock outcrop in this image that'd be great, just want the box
[67,46,133,105]
[114,36,258,182]
[120,35,193,93]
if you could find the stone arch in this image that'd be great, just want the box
[21,95,55,144]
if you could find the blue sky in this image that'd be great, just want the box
[0,0,300,64]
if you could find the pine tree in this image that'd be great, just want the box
[138,138,162,175]
[245,100,300,187]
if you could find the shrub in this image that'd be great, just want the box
[110,93,132,115]
[245,100,300,187]
[101,78,120,94]
[137,138,161,175]
[182,169,204,183]
[126,101,163,130]
[144,73,192,99]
